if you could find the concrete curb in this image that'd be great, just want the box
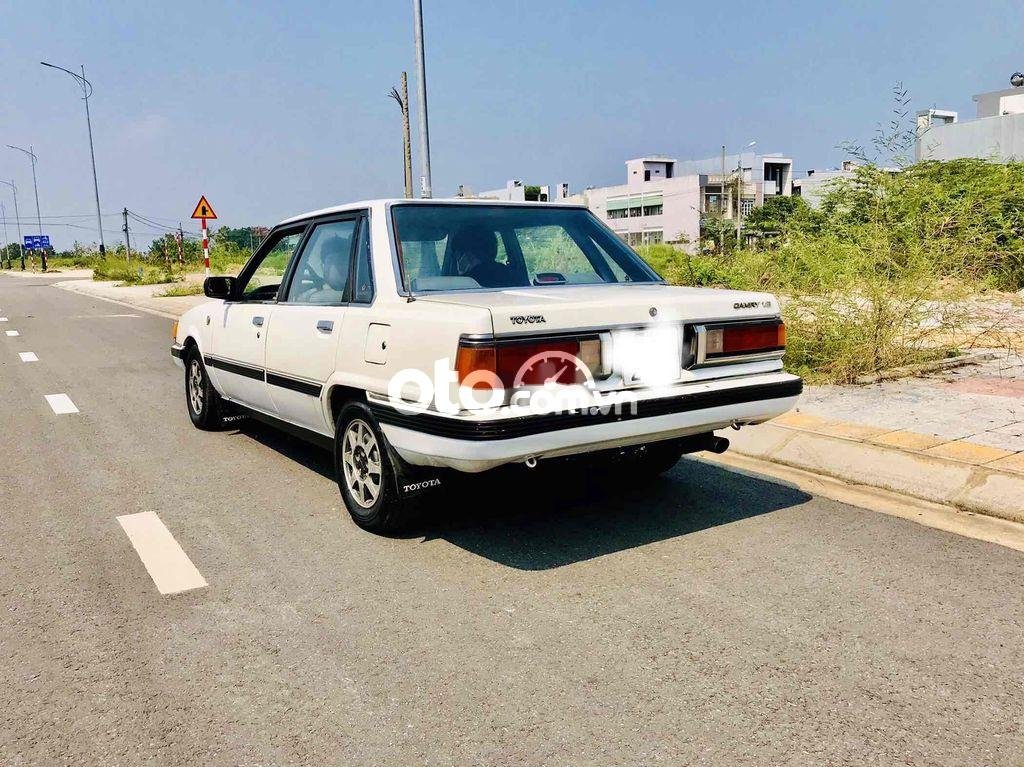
[726,423,1024,524]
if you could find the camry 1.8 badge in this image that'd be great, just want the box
[510,315,546,325]
[733,300,773,310]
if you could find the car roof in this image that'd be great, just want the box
[276,197,588,226]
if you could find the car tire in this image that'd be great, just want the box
[185,347,224,430]
[334,401,413,533]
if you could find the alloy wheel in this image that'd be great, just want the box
[342,418,383,508]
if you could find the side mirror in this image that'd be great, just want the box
[204,275,237,300]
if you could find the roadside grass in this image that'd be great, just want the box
[155,282,204,297]
[637,160,1024,385]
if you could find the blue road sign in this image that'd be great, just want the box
[23,235,51,250]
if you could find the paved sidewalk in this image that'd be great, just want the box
[799,352,1024,454]
[728,351,1024,523]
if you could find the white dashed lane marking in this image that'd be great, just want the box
[0,317,8,322]
[19,352,38,362]
[5,330,19,337]
[44,394,79,414]
[117,512,208,595]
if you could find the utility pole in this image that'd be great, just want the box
[6,144,45,271]
[412,0,432,198]
[41,62,105,254]
[122,207,131,263]
[0,180,25,270]
[720,145,726,254]
[177,223,184,265]
[388,73,414,198]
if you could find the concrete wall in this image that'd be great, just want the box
[916,112,1024,162]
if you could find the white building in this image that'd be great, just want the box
[793,160,859,208]
[568,157,699,247]
[568,153,793,250]
[916,82,1024,162]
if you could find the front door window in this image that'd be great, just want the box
[238,231,305,301]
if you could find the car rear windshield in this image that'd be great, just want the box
[391,203,662,292]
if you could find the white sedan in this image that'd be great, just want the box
[173,199,801,531]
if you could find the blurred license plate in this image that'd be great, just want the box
[612,326,682,386]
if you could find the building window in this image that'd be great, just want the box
[623,231,663,247]
[642,204,663,216]
[740,198,754,216]
[628,206,642,217]
[607,209,628,220]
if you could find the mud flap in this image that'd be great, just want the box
[381,435,448,500]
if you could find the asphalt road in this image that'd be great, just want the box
[2,274,1023,766]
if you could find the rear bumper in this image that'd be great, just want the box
[374,373,802,472]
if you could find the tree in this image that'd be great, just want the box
[744,195,809,234]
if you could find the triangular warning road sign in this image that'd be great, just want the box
[190,195,218,220]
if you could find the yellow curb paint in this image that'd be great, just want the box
[925,440,1015,465]
[870,430,948,451]
[820,421,893,440]
[774,412,831,429]
[117,512,208,595]
[989,453,1024,475]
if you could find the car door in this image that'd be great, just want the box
[264,214,364,432]
[208,227,306,414]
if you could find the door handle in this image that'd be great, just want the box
[252,316,264,327]
[316,320,334,333]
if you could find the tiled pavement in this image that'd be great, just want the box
[789,350,1024,470]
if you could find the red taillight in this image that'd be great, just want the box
[456,337,602,389]
[705,320,785,359]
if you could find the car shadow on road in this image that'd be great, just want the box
[231,420,813,571]
[405,458,813,570]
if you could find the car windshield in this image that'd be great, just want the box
[392,203,662,292]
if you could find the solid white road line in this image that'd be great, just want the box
[5,330,19,337]
[19,352,38,362]
[117,512,208,595]
[44,393,79,414]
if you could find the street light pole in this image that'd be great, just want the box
[0,180,25,270]
[41,61,106,255]
[6,144,45,271]
[412,0,432,198]
[0,202,9,269]
[735,140,756,248]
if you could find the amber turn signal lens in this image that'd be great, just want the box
[171,320,179,342]
[455,344,497,389]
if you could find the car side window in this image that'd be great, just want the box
[238,231,305,301]
[284,220,357,304]
[352,218,375,304]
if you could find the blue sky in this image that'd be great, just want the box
[1,0,1021,249]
